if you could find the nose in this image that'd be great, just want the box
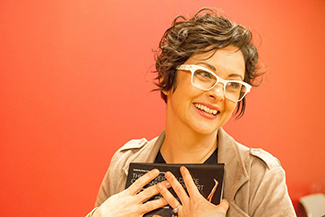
[207,83,225,101]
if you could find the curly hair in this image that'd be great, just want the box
[154,8,262,118]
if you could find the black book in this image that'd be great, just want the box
[125,162,225,217]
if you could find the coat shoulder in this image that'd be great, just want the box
[119,138,149,151]
[249,148,281,170]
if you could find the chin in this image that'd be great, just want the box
[191,124,219,136]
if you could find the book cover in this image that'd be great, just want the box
[125,163,225,217]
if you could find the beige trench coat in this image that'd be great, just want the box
[87,128,296,217]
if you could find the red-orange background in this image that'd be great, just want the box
[1,1,324,216]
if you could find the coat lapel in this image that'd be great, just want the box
[217,128,249,201]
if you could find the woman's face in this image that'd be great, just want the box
[166,45,245,135]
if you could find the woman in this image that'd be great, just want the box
[86,8,296,217]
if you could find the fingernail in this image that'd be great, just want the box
[157,183,162,190]
[165,182,171,188]
[165,171,171,178]
[152,169,159,175]
[180,166,186,173]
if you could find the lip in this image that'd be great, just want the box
[194,102,220,111]
[193,102,220,120]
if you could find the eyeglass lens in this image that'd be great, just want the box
[192,69,247,102]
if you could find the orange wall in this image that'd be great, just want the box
[1,0,324,216]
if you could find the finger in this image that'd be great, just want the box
[126,169,160,195]
[140,197,168,214]
[156,182,181,209]
[218,199,230,212]
[164,171,189,205]
[180,166,202,199]
[137,181,170,203]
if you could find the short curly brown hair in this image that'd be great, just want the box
[154,8,262,118]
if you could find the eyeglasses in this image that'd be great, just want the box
[177,64,251,102]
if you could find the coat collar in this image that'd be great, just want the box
[122,132,165,175]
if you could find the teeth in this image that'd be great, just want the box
[194,103,218,116]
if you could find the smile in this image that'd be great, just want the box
[194,103,219,116]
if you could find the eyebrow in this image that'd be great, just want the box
[197,62,216,71]
[196,61,244,80]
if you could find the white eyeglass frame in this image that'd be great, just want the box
[176,64,252,102]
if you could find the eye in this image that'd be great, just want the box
[226,82,242,91]
[194,70,214,80]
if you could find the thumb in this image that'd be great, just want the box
[219,199,230,212]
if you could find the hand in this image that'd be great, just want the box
[154,166,229,217]
[94,169,169,217]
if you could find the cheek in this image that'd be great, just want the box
[225,101,238,114]
[175,80,203,100]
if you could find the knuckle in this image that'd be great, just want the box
[174,185,183,193]
[143,202,154,212]
[144,187,154,197]
[134,179,144,188]
[160,186,168,195]
[156,183,166,194]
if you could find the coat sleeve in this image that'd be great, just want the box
[85,138,149,217]
[84,153,119,217]
[94,147,130,207]
[248,149,296,217]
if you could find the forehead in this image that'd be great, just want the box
[185,46,245,77]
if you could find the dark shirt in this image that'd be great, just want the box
[154,148,218,164]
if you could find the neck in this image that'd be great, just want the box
[161,119,218,164]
